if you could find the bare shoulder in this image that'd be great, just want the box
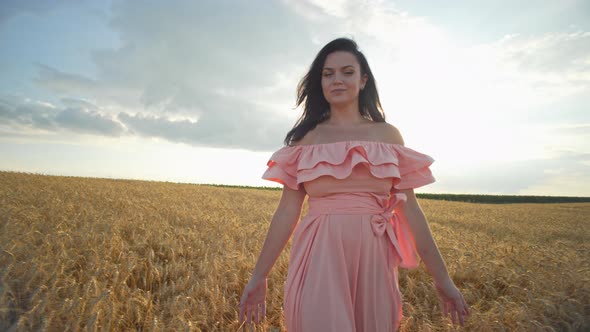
[290,126,320,146]
[374,122,405,146]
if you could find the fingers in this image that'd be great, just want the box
[446,302,460,326]
[451,297,469,327]
[440,300,448,317]
[451,304,458,325]
[239,291,248,323]
[457,294,469,326]
[248,304,255,324]
[441,299,468,327]
[238,301,266,326]
[238,302,254,325]
[239,301,245,323]
[462,294,470,316]
[254,302,266,324]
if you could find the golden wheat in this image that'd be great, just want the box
[0,171,588,331]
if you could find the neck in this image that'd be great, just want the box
[326,102,365,126]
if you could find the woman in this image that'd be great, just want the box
[239,37,469,331]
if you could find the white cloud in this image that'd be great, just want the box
[435,150,590,196]
[0,0,82,27]
[26,0,317,150]
[17,2,590,155]
[0,94,124,136]
[55,107,124,136]
[474,31,590,97]
[34,64,142,109]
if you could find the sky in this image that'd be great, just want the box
[0,0,589,196]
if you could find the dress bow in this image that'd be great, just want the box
[370,191,410,265]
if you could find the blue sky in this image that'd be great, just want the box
[1,0,589,196]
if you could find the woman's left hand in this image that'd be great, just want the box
[434,277,470,326]
[238,276,268,326]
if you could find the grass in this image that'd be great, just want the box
[0,171,588,331]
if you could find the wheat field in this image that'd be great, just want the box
[0,171,588,331]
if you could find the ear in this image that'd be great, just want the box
[361,74,368,88]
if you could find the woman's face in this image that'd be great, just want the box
[321,51,368,107]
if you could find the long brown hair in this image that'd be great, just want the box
[284,37,385,146]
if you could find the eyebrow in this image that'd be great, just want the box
[322,65,355,70]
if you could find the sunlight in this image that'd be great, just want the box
[376,21,562,169]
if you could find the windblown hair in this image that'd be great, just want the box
[284,37,385,146]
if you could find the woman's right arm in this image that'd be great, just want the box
[250,185,307,280]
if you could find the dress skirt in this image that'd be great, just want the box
[283,192,406,332]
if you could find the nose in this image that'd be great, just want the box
[332,74,344,84]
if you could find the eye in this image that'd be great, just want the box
[322,73,333,77]
[345,71,354,75]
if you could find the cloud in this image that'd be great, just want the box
[35,63,99,92]
[437,150,590,196]
[28,1,316,150]
[496,32,590,81]
[34,64,142,108]
[549,123,590,136]
[16,1,487,151]
[15,0,590,155]
[0,94,59,130]
[0,95,124,136]
[117,107,292,151]
[95,0,315,108]
[0,0,82,27]
[60,97,100,111]
[31,0,446,151]
[55,107,125,136]
[469,31,590,100]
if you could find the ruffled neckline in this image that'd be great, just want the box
[282,140,403,149]
[262,140,436,191]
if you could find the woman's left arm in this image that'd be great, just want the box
[398,188,450,282]
[398,188,470,326]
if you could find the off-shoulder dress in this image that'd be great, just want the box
[261,140,436,332]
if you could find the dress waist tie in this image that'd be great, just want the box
[307,192,419,269]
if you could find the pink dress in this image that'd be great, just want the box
[262,140,436,331]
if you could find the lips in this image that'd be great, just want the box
[331,89,346,93]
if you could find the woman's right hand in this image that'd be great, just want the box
[238,276,268,325]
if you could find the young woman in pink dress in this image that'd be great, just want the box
[239,37,469,331]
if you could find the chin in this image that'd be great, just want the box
[328,100,355,108]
